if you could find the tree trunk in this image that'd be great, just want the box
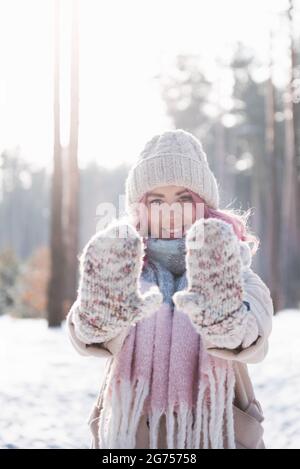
[281,0,300,308]
[47,0,65,327]
[265,28,282,313]
[64,0,80,316]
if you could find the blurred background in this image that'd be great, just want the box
[0,0,299,449]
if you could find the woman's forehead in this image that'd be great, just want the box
[147,185,188,197]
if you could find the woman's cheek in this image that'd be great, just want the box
[183,204,196,230]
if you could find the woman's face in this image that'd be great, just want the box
[143,185,204,239]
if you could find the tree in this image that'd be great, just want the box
[47,0,66,327]
[281,0,300,307]
[64,0,80,316]
[0,248,19,316]
[265,27,282,312]
[14,246,50,319]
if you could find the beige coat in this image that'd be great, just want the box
[66,265,274,449]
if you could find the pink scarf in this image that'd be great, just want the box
[97,240,236,449]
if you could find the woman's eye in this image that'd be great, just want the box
[149,199,163,205]
[149,197,192,205]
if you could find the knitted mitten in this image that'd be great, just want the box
[172,218,259,349]
[71,219,163,344]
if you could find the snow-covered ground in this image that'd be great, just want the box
[0,310,300,449]
[0,315,107,449]
[248,309,300,450]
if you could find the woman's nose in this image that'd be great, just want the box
[170,209,182,227]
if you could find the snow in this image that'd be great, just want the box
[248,309,300,450]
[0,315,107,449]
[0,310,300,449]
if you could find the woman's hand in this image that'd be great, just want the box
[71,219,163,344]
[173,218,258,349]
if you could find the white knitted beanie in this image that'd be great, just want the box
[124,129,220,218]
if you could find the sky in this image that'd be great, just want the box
[0,0,298,171]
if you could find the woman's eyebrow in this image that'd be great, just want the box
[175,189,190,196]
[147,192,165,197]
[147,189,189,197]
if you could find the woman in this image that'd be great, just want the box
[66,129,274,449]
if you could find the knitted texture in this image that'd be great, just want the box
[173,218,259,349]
[142,238,184,305]
[144,236,187,277]
[99,236,237,449]
[71,219,163,345]
[124,129,220,217]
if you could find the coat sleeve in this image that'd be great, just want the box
[203,265,274,364]
[65,301,130,358]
